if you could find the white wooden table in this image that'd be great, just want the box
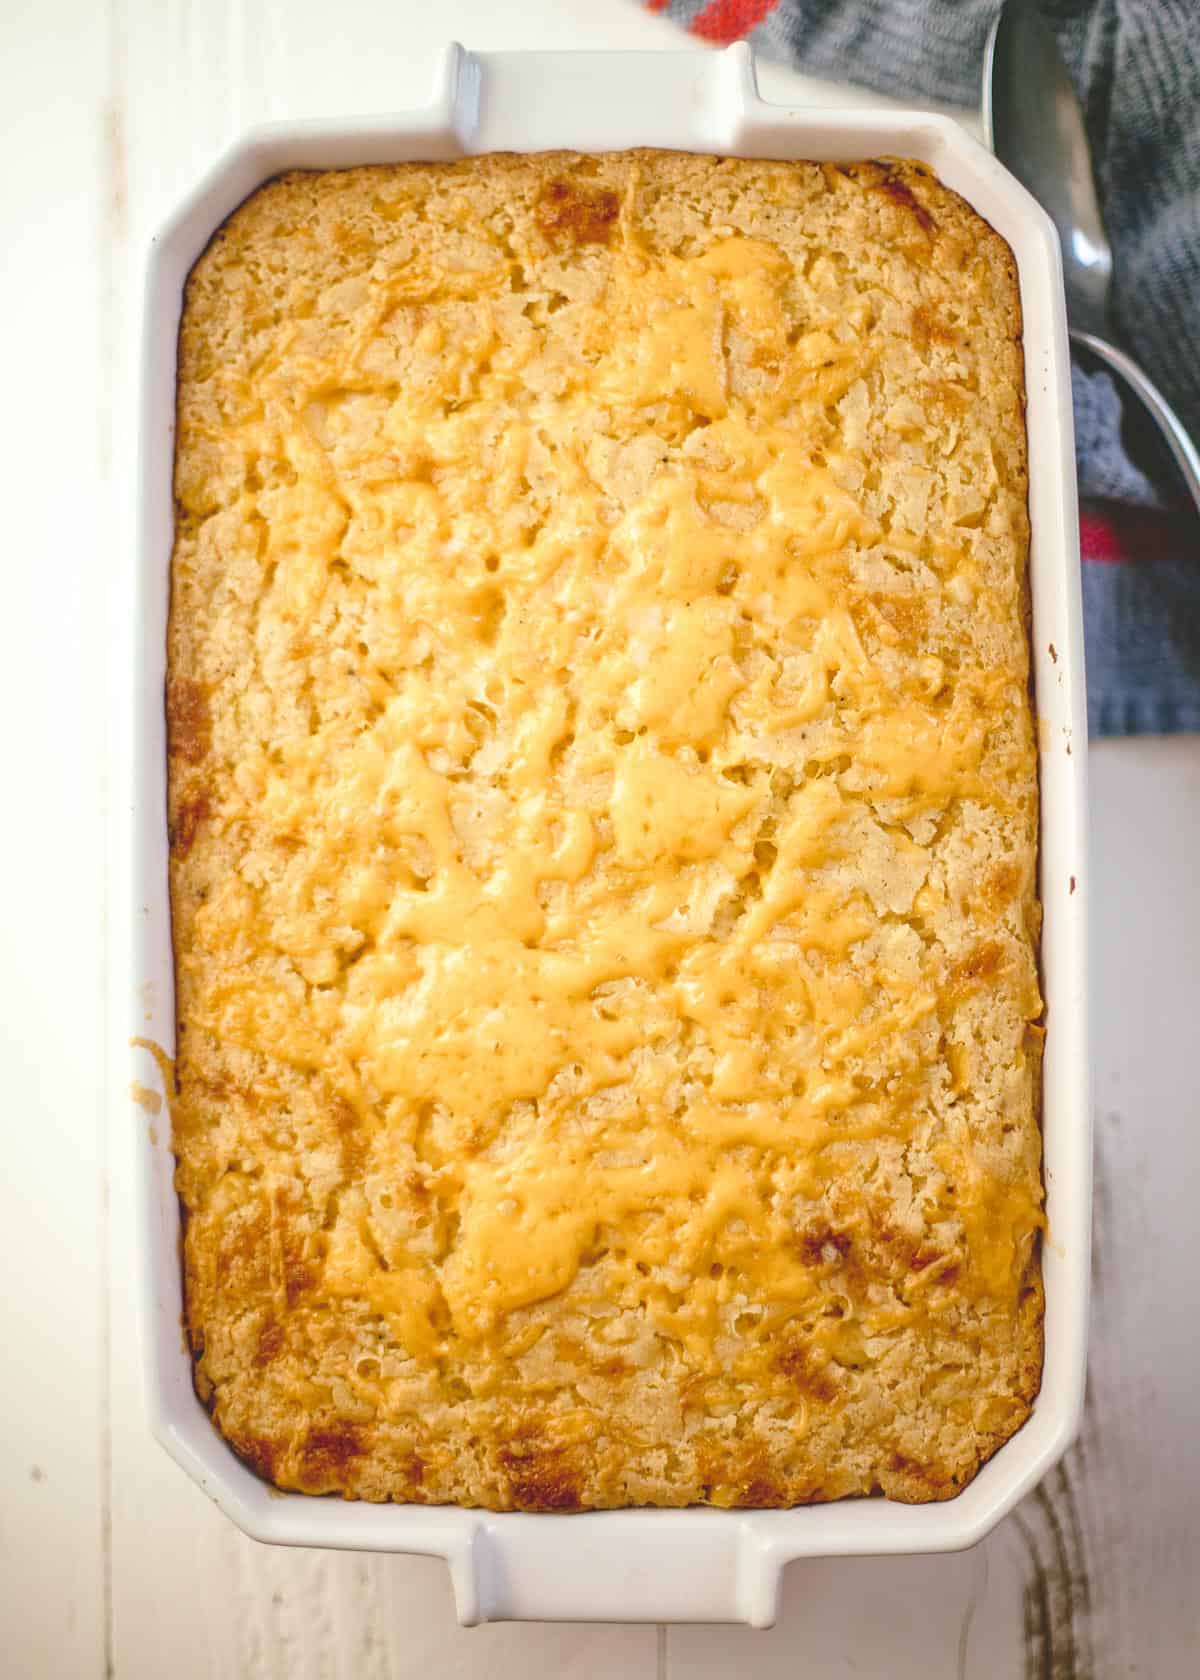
[3,2,1198,1673]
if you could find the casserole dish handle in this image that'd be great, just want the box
[453,1514,782,1626]
[460,42,763,155]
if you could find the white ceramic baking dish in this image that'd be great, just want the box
[132,42,1090,1627]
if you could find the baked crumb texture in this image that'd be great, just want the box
[168,152,1043,1510]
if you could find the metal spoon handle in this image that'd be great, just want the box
[1070,328,1200,518]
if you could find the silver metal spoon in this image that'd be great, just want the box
[983,0,1200,515]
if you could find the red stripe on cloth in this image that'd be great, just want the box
[1080,503,1193,565]
[646,0,672,12]
[1079,510,1124,563]
[690,0,780,45]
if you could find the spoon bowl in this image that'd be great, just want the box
[984,0,1200,513]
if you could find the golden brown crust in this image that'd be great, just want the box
[168,151,1042,1510]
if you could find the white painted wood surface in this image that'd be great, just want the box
[3,1,1198,1673]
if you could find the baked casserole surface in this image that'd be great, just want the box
[167,151,1043,1509]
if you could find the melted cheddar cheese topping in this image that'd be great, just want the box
[167,153,1043,1510]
